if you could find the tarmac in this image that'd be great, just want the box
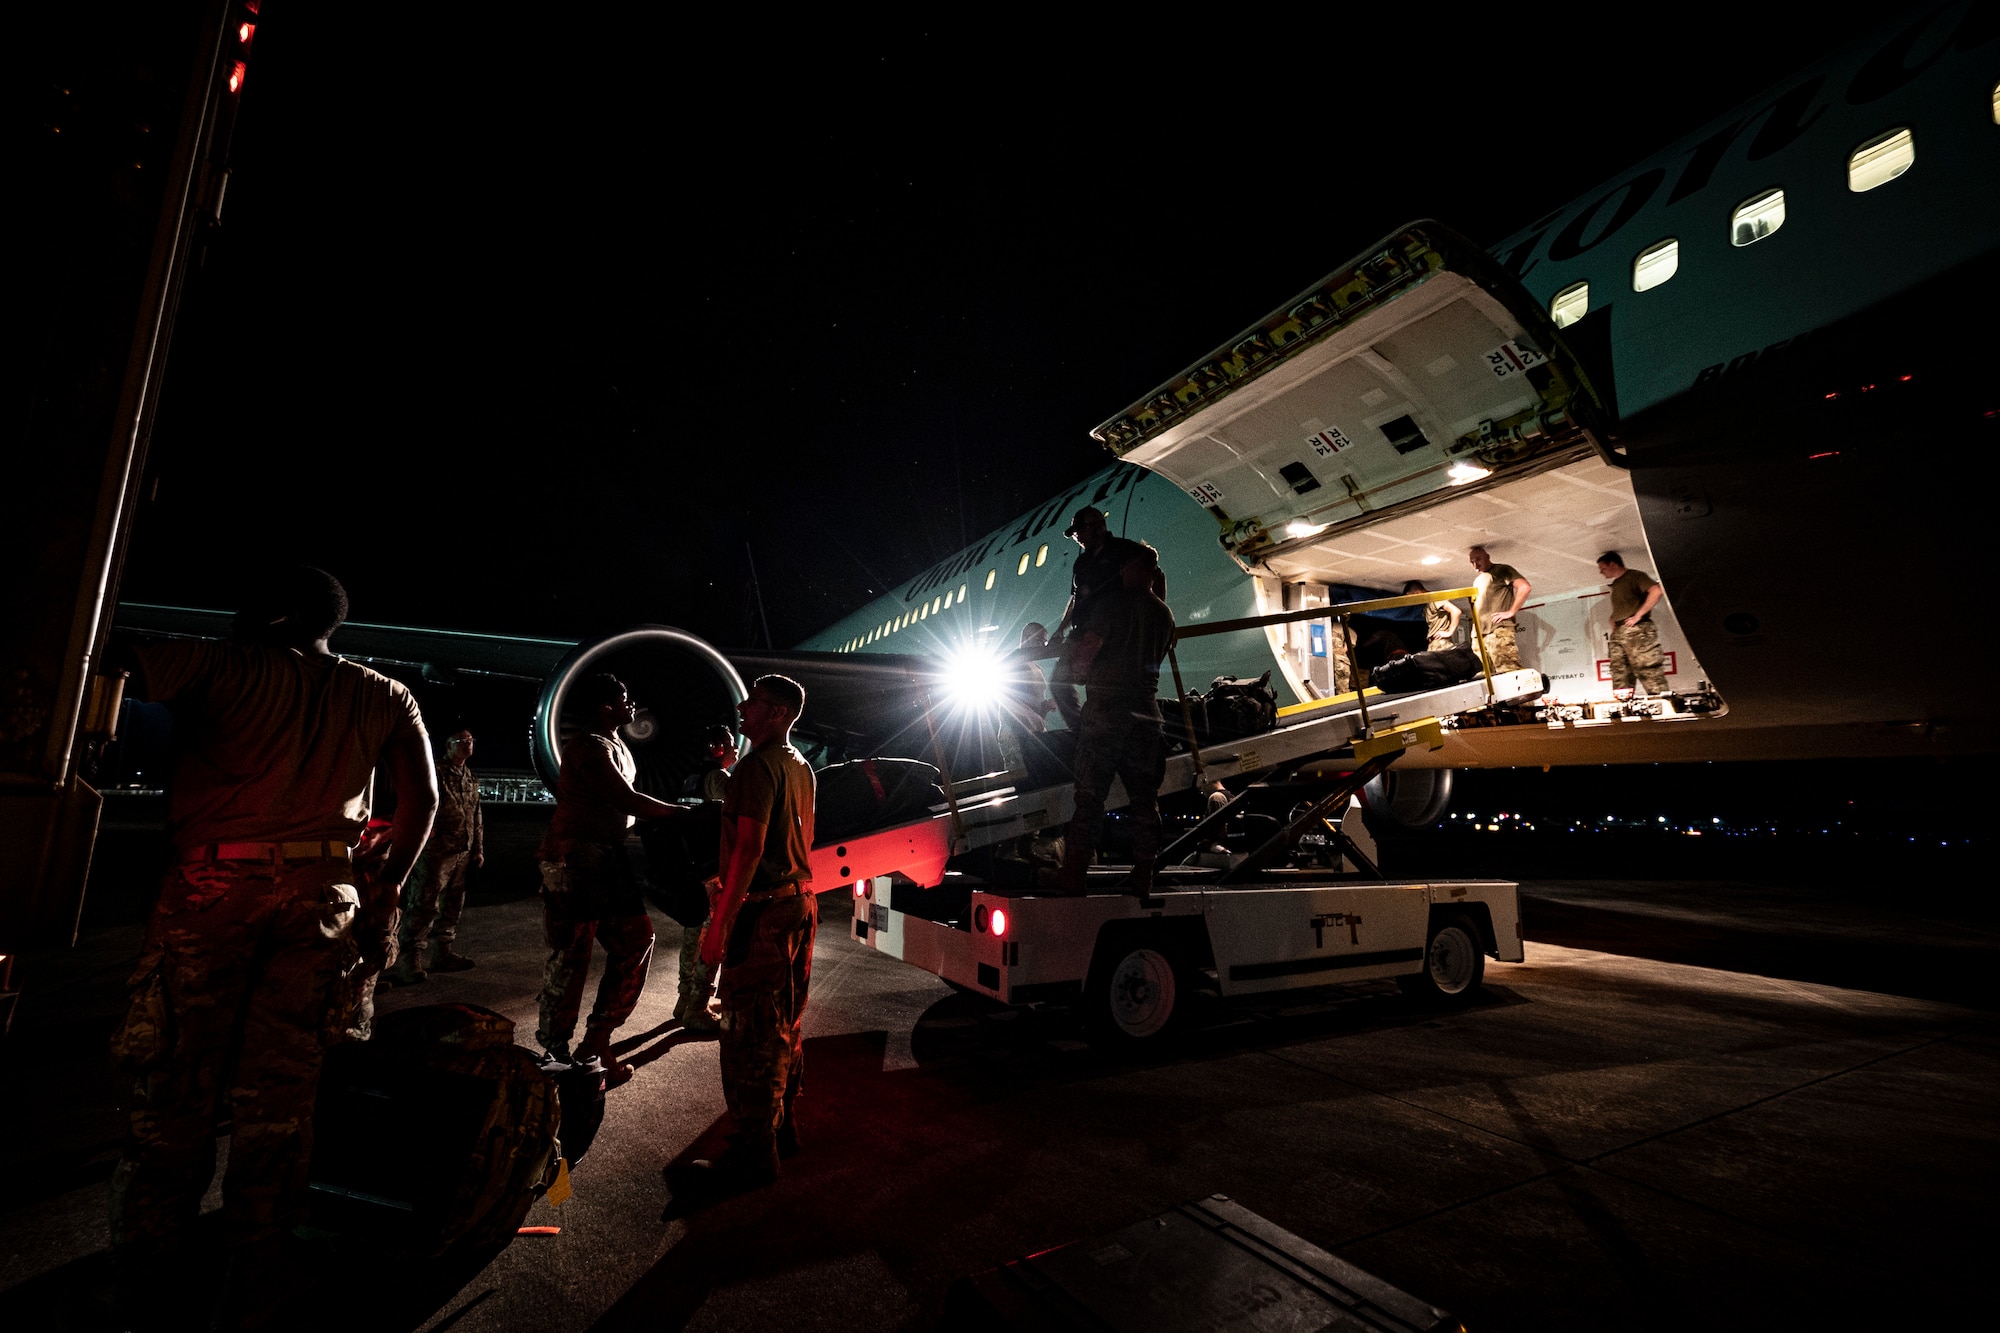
[2,870,1996,1330]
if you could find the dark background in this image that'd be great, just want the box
[114,10,1856,648]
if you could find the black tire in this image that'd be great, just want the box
[1084,938,1184,1049]
[1397,912,1486,1004]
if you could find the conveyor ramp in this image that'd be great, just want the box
[806,667,1542,891]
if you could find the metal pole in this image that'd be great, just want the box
[920,688,965,846]
[1166,645,1206,790]
[1468,595,1497,702]
[1341,615,1372,738]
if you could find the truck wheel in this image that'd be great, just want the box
[1398,913,1485,1004]
[1086,943,1182,1047]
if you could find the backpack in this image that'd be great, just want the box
[310,1004,564,1258]
[1205,672,1278,739]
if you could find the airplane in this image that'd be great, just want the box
[785,6,2000,789]
[107,8,1999,834]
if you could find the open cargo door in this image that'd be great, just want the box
[1092,222,1608,568]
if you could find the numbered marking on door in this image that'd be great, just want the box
[1306,426,1352,457]
[1185,481,1225,506]
[1487,340,1548,378]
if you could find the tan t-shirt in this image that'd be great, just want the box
[722,742,816,891]
[135,640,425,851]
[1475,564,1526,620]
[1609,568,1659,623]
[544,732,640,851]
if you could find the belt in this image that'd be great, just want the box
[741,882,807,903]
[181,841,352,864]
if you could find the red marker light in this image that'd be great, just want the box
[990,908,1008,938]
[853,881,865,897]
[239,22,255,42]
[228,61,246,93]
[1899,374,1913,382]
[1808,451,1840,460]
[1823,391,1839,400]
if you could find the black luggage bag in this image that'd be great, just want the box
[1367,647,1481,695]
[815,757,946,844]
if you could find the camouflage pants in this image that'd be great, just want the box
[677,921,718,1019]
[1609,618,1669,693]
[334,873,400,1042]
[108,854,358,1251]
[1480,617,1521,673]
[399,846,471,961]
[535,845,654,1052]
[717,890,816,1153]
[1066,693,1166,864]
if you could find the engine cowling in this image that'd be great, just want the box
[1362,766,1454,830]
[531,626,748,798]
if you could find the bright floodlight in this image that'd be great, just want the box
[1447,462,1492,486]
[940,644,1010,715]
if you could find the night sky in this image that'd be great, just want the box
[119,12,1850,650]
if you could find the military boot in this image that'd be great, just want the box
[689,1137,779,1190]
[576,1029,633,1087]
[1047,838,1093,895]
[384,955,426,987]
[430,944,476,972]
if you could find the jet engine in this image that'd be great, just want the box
[531,626,748,799]
[1362,766,1454,830]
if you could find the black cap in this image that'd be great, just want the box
[1064,507,1106,536]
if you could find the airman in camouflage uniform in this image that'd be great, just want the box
[389,728,484,983]
[333,818,399,1041]
[1471,545,1531,674]
[1053,530,1174,896]
[694,676,817,1188]
[535,674,684,1080]
[105,568,436,1318]
[1598,551,1671,693]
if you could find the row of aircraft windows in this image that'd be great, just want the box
[834,541,1056,651]
[1548,114,1960,329]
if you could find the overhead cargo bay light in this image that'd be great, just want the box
[1090,223,1607,565]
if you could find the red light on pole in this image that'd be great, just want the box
[227,61,246,93]
[239,22,255,42]
[991,908,1008,938]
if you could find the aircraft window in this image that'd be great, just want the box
[957,583,968,603]
[1730,189,1785,246]
[1017,553,1030,576]
[1847,128,1914,192]
[984,569,996,591]
[1632,238,1679,292]
[1549,281,1588,328]
[1035,543,1049,568]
